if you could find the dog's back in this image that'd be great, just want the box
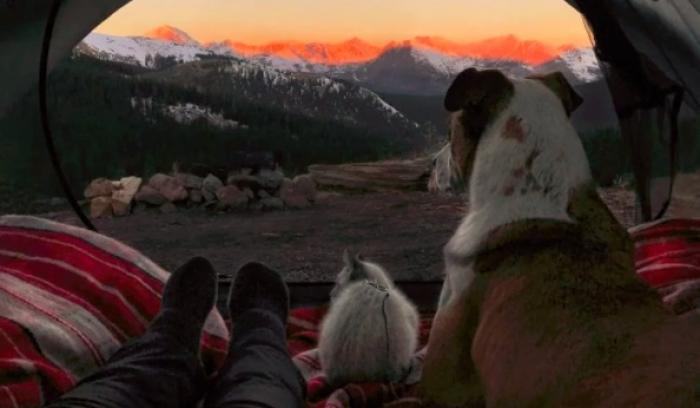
[421,67,700,407]
[424,187,700,407]
[471,236,700,407]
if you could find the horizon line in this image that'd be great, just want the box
[93,26,590,48]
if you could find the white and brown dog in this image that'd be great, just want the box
[420,69,700,407]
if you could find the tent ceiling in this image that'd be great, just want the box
[567,0,700,110]
[0,0,129,116]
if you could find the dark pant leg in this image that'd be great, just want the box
[45,311,207,408]
[204,309,306,408]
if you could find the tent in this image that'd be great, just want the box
[2,3,700,406]
[1,0,699,224]
[566,0,700,221]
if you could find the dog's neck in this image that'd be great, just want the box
[446,79,592,267]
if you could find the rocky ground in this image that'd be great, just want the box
[25,186,653,282]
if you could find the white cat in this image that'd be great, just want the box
[318,250,419,386]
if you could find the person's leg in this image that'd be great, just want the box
[45,257,217,408]
[204,262,306,408]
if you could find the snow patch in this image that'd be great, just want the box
[163,103,243,129]
[81,32,215,67]
[558,48,601,83]
[131,98,244,130]
[409,47,477,75]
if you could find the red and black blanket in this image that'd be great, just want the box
[0,215,699,407]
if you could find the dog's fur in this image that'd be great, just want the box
[420,69,700,407]
[436,70,591,310]
[319,251,419,386]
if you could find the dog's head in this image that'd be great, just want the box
[441,69,582,189]
[329,249,393,299]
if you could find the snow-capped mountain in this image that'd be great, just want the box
[76,32,219,68]
[534,48,601,84]
[74,27,603,94]
[408,35,573,65]
[334,44,537,95]
[145,25,200,46]
[218,37,383,66]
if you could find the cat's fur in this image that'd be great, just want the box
[319,250,419,386]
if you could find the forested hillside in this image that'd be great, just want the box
[0,55,426,200]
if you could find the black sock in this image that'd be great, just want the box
[228,262,289,326]
[149,257,217,355]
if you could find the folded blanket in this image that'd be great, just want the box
[1,215,699,407]
[0,215,229,407]
[631,218,700,288]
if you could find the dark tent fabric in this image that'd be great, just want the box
[0,0,129,117]
[566,0,700,111]
[566,0,700,222]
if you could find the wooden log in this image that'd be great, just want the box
[308,158,432,191]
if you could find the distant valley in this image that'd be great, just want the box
[75,26,616,132]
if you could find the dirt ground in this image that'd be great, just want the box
[31,186,654,282]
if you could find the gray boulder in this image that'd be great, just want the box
[135,185,167,206]
[84,178,114,199]
[90,196,113,218]
[258,169,285,191]
[216,185,249,210]
[175,173,203,189]
[112,176,142,216]
[189,189,203,204]
[202,188,216,203]
[279,178,310,209]
[203,174,224,194]
[148,173,188,202]
[227,174,263,192]
[292,174,317,202]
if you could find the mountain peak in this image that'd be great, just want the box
[145,25,199,46]
[462,35,563,64]
[387,35,570,64]
[219,38,382,65]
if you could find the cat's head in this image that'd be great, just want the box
[329,249,394,299]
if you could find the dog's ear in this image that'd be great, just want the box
[444,68,514,113]
[527,72,583,116]
[444,69,513,182]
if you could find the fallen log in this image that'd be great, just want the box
[308,158,432,192]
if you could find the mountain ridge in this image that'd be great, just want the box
[79,27,602,91]
[88,25,592,69]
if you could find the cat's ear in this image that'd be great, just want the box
[343,249,353,268]
[348,252,366,280]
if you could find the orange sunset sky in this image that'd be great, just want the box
[96,0,591,47]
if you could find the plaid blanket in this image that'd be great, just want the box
[0,216,229,407]
[0,215,699,407]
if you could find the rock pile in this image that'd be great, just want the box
[84,168,317,219]
[85,176,143,219]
